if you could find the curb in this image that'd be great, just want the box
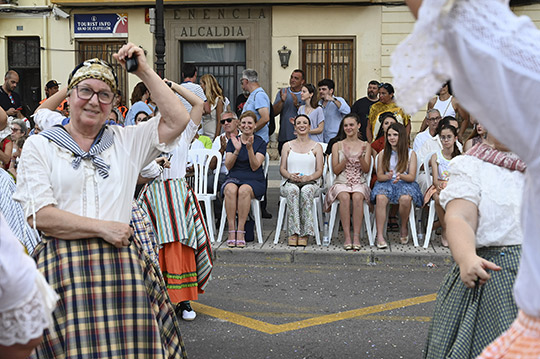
[212,247,453,267]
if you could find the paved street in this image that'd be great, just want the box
[178,161,454,358]
[180,258,448,359]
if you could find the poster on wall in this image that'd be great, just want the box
[74,14,128,38]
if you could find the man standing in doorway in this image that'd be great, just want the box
[241,68,272,218]
[318,78,350,143]
[351,80,379,142]
[273,69,305,154]
[0,70,23,119]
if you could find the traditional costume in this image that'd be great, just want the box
[13,59,187,358]
[391,0,540,356]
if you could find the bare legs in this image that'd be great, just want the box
[375,194,412,247]
[224,183,254,246]
[338,191,365,249]
[375,194,389,247]
[433,193,448,246]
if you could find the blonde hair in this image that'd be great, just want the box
[200,74,224,106]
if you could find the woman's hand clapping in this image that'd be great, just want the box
[231,136,242,152]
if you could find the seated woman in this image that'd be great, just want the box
[424,123,461,247]
[370,112,398,188]
[463,119,485,152]
[222,111,267,248]
[371,122,423,248]
[279,114,324,247]
[324,114,372,250]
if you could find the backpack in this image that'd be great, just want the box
[254,90,276,136]
[268,101,276,136]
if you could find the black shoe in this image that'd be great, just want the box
[261,209,273,219]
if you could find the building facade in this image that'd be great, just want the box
[1,0,539,130]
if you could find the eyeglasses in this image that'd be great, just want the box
[440,135,454,141]
[427,116,442,121]
[220,118,234,125]
[75,86,115,104]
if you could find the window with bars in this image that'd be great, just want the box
[8,36,41,114]
[301,39,355,105]
[78,41,127,104]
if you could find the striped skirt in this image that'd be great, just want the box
[424,245,521,359]
[30,235,187,359]
[138,178,213,292]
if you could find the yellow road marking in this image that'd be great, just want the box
[235,312,432,322]
[191,293,436,334]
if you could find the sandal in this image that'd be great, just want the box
[387,216,399,232]
[236,230,246,248]
[297,236,308,247]
[288,235,298,247]
[227,230,236,247]
[352,234,361,251]
[376,238,388,249]
[400,236,409,245]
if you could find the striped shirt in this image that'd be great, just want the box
[0,169,40,254]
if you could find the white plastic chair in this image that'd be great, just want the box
[326,153,374,246]
[371,152,419,247]
[273,154,324,246]
[422,151,439,248]
[188,148,222,243]
[217,152,270,244]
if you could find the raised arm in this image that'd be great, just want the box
[114,43,188,144]
[35,87,68,113]
[167,79,205,126]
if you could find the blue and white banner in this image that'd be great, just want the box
[74,13,128,38]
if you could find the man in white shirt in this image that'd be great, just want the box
[209,110,240,216]
[413,109,441,155]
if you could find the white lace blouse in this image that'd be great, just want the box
[440,155,524,248]
[0,214,59,345]
[13,113,179,224]
[391,0,540,318]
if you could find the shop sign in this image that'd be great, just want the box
[74,14,128,38]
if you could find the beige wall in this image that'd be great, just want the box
[0,7,152,99]
[271,5,382,101]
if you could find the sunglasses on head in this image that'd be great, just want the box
[220,118,234,125]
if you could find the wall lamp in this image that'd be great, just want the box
[277,46,292,69]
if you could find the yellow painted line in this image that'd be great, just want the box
[191,302,278,334]
[235,312,432,322]
[192,293,436,335]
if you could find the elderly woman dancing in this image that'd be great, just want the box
[13,43,188,358]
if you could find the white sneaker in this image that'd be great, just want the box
[182,309,197,321]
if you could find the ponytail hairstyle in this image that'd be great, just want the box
[382,122,408,173]
[439,123,461,158]
[303,84,319,109]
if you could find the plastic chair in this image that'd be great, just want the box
[422,151,439,248]
[326,153,374,246]
[371,152,419,247]
[188,148,222,243]
[217,152,270,244]
[273,153,324,245]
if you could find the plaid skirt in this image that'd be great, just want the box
[138,178,213,292]
[131,200,161,269]
[30,235,187,359]
[424,245,521,359]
